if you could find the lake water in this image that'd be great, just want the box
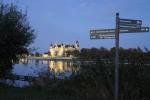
[2,59,81,87]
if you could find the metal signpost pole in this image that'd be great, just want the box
[115,13,119,100]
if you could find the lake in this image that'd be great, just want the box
[2,59,81,87]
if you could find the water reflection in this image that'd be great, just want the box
[8,59,80,87]
[49,61,79,74]
[14,59,80,78]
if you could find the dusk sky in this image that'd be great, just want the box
[4,0,150,52]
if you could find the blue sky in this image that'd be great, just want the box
[3,0,150,52]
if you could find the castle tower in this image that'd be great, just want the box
[75,41,80,50]
[49,43,55,57]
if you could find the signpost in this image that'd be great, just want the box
[115,13,119,100]
[90,13,149,100]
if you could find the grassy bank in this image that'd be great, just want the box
[0,83,74,100]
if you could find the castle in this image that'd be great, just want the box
[49,41,80,57]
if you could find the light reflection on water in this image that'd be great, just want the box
[13,59,80,78]
[6,59,80,87]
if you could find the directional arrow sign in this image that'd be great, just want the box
[90,27,149,36]
[119,18,142,25]
[90,29,115,39]
[119,24,141,29]
[120,27,149,33]
[90,34,115,39]
[90,29,115,34]
[119,18,142,29]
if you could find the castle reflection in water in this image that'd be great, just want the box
[19,59,80,78]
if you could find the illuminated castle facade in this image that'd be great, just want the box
[49,41,80,57]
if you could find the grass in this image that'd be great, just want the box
[0,83,74,100]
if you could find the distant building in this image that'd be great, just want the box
[49,41,80,57]
[42,53,49,58]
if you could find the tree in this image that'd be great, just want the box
[72,50,80,57]
[0,3,35,76]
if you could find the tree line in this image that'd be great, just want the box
[78,47,150,63]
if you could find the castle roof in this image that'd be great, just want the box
[50,41,79,48]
